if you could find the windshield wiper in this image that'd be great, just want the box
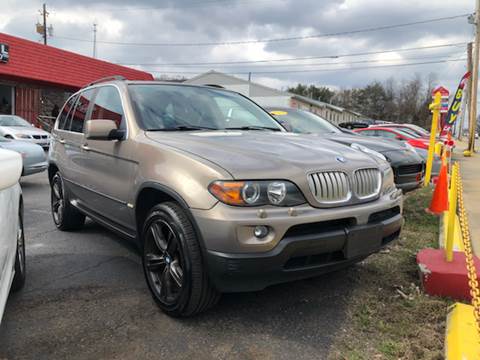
[224,126,282,131]
[146,125,217,131]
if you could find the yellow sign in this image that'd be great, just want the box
[270,110,288,116]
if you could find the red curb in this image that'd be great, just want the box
[416,248,480,301]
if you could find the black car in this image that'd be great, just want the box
[267,107,425,192]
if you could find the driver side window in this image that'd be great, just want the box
[90,86,125,130]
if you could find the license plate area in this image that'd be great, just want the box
[344,225,383,259]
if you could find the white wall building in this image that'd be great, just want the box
[185,70,364,125]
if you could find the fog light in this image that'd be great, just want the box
[254,225,269,238]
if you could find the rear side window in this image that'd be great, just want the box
[57,95,78,130]
[70,89,95,133]
[90,86,125,129]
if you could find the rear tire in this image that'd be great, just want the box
[51,172,85,231]
[12,202,26,292]
[142,202,219,317]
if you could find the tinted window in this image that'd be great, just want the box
[70,89,95,133]
[91,86,125,129]
[58,95,78,130]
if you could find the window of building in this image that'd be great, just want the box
[90,86,125,129]
[0,84,13,115]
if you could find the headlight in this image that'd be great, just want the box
[15,134,32,139]
[381,167,396,195]
[209,180,305,207]
[350,143,387,161]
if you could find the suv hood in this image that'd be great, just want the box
[146,131,380,179]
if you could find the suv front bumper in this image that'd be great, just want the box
[192,190,403,292]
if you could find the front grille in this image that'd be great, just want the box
[32,135,41,139]
[308,171,350,203]
[353,168,381,199]
[368,206,401,224]
[397,163,423,175]
[284,218,356,238]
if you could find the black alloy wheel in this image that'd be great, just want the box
[144,219,185,306]
[142,202,219,317]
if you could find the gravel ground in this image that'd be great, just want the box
[0,172,356,360]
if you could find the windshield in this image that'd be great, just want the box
[395,129,418,139]
[268,108,341,134]
[0,115,31,127]
[397,127,421,138]
[128,84,283,131]
[407,124,429,136]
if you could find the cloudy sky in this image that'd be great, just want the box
[0,0,475,92]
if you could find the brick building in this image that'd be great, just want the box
[0,32,153,127]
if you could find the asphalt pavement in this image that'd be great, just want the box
[0,172,355,360]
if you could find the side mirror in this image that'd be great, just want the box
[396,135,404,141]
[85,119,125,141]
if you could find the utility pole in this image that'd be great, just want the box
[93,23,97,58]
[42,3,48,45]
[459,42,473,141]
[468,1,480,154]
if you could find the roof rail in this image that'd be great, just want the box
[85,75,126,87]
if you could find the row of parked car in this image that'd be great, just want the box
[0,78,442,320]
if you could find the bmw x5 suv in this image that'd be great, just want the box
[48,78,403,316]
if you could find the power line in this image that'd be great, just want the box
[136,53,463,70]
[119,42,467,67]
[91,0,278,12]
[54,13,470,47]
[145,58,467,75]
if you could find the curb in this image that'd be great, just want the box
[445,303,480,359]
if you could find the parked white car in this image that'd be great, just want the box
[0,148,25,324]
[0,115,51,149]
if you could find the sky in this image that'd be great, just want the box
[0,0,475,93]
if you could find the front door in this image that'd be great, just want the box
[79,85,136,234]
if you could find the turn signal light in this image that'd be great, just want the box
[209,181,246,206]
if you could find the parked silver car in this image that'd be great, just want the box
[49,79,403,316]
[0,149,25,324]
[0,136,48,176]
[0,115,51,149]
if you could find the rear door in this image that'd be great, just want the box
[59,89,96,201]
[51,94,79,179]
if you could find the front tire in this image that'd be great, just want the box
[12,202,26,292]
[51,172,85,231]
[142,202,219,317]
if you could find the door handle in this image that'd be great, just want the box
[81,144,91,151]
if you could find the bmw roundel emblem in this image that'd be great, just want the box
[336,156,346,163]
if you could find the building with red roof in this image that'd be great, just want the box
[0,32,153,126]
